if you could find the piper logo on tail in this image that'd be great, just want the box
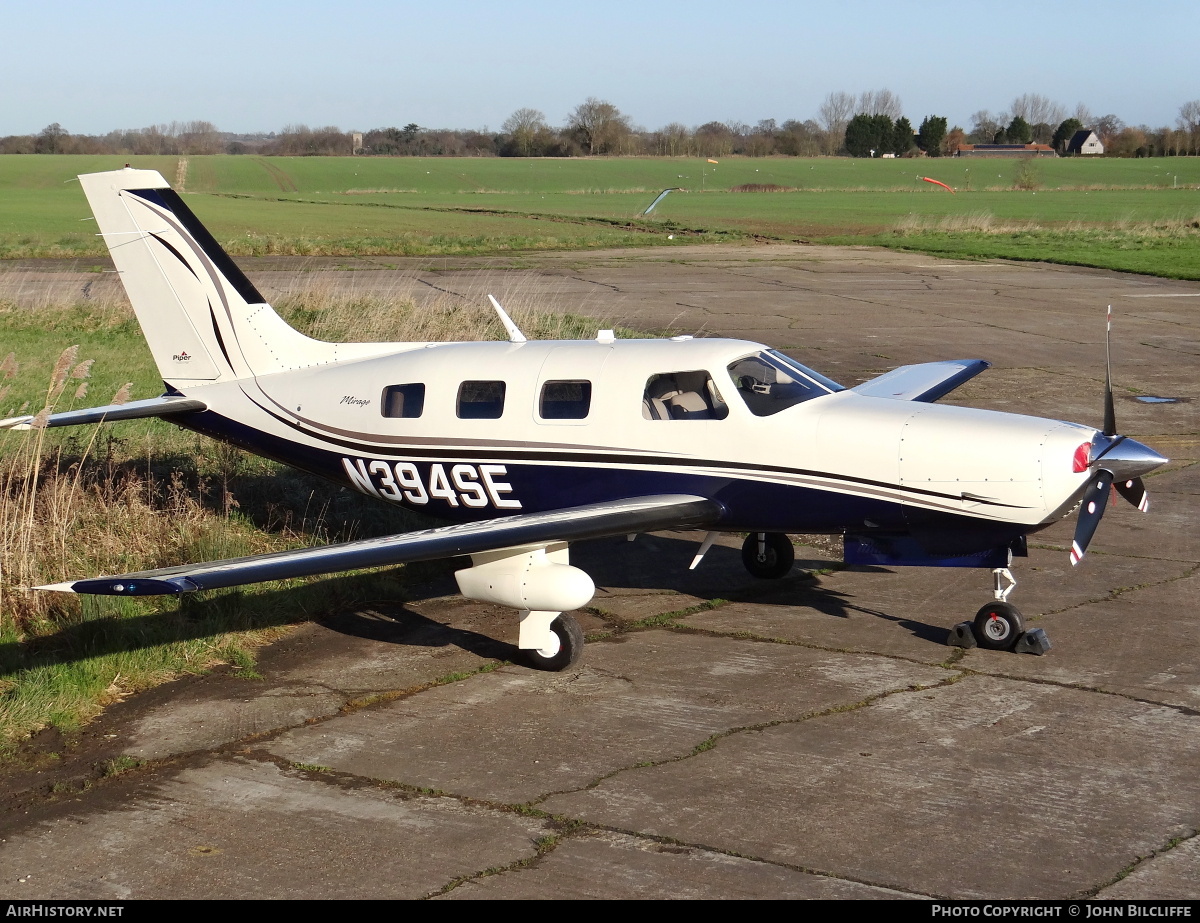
[172,350,192,362]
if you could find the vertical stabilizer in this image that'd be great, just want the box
[78,169,329,384]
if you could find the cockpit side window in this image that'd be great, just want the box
[728,351,839,416]
[642,370,729,420]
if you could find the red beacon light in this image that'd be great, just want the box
[1073,442,1092,473]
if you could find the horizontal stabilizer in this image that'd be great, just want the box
[39,494,722,596]
[852,360,989,403]
[0,396,206,431]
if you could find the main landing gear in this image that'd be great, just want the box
[521,613,585,672]
[741,532,795,579]
[948,568,1052,655]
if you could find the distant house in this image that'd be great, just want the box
[953,144,1058,158]
[1067,130,1104,155]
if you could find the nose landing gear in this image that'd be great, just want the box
[948,567,1052,655]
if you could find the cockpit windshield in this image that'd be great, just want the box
[727,350,844,416]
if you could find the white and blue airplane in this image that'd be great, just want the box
[3,168,1168,669]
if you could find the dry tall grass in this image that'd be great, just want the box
[0,346,223,634]
[270,270,617,343]
[892,212,1200,238]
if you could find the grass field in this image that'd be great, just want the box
[1,154,1199,276]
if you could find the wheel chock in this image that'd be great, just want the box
[1013,628,1052,656]
[947,621,977,649]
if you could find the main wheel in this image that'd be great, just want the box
[741,532,795,579]
[522,614,585,672]
[972,602,1025,651]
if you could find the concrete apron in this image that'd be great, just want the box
[0,247,1196,900]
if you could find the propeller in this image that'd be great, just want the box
[1070,306,1166,565]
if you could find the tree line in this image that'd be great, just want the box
[6,94,1200,159]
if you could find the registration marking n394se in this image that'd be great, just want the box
[341,458,522,509]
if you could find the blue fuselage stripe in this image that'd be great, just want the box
[178,410,1036,551]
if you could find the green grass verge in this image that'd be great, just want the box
[2,155,1199,276]
[842,226,1200,280]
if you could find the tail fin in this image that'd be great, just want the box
[79,169,328,384]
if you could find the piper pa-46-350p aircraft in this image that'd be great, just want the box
[5,168,1168,668]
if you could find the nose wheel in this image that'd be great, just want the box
[973,601,1024,650]
[948,568,1051,655]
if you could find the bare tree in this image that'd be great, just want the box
[694,121,737,158]
[1179,100,1200,155]
[36,123,68,154]
[857,89,903,120]
[1072,102,1095,128]
[502,107,546,156]
[818,91,855,154]
[1094,114,1126,146]
[745,119,778,157]
[970,110,1003,143]
[776,119,822,156]
[1010,93,1065,128]
[566,98,630,155]
[179,120,222,155]
[655,122,690,157]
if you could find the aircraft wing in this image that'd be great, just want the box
[851,360,989,403]
[39,494,723,596]
[0,396,207,430]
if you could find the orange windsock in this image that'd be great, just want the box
[921,176,955,193]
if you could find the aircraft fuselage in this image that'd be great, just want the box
[166,336,1097,555]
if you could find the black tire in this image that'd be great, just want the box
[972,602,1025,651]
[522,614,584,672]
[741,532,795,579]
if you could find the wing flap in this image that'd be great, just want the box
[0,396,207,431]
[41,494,722,596]
[851,360,989,403]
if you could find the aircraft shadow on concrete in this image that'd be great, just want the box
[322,532,952,653]
[1,535,946,675]
[317,605,513,662]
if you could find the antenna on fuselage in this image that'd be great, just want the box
[488,294,527,343]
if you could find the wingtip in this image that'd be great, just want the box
[34,582,78,593]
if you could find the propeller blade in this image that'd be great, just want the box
[1103,305,1117,437]
[1071,470,1115,565]
[1114,476,1149,512]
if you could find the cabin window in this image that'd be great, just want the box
[381,383,425,418]
[642,370,728,420]
[457,380,506,419]
[727,350,841,416]
[539,380,592,420]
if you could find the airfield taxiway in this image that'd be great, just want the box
[0,244,1197,899]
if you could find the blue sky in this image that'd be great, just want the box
[4,0,1195,136]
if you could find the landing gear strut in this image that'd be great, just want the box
[521,613,584,672]
[948,567,1051,655]
[741,532,795,579]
